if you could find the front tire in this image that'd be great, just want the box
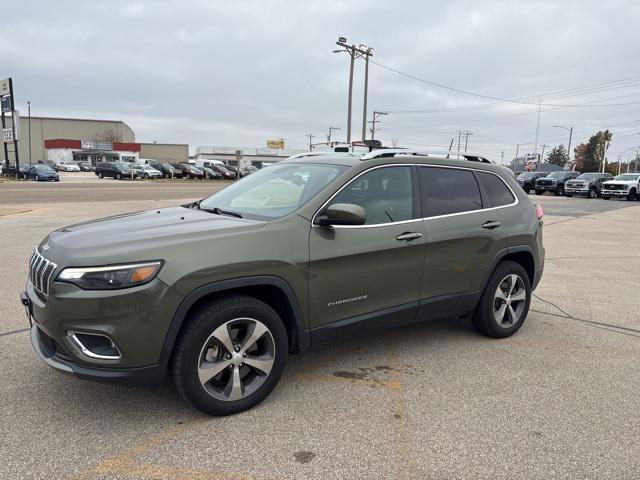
[98,172,104,179]
[555,185,564,196]
[471,261,531,339]
[588,187,597,199]
[627,189,637,201]
[115,173,122,180]
[172,295,287,416]
[535,190,543,195]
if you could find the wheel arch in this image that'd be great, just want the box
[159,276,309,375]
[481,246,536,294]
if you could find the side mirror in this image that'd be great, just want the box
[317,203,366,227]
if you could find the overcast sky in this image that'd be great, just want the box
[3,0,640,161]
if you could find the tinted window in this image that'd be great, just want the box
[420,167,482,217]
[329,166,414,225]
[476,172,515,207]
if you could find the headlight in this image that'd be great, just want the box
[57,261,162,290]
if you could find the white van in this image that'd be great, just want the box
[195,159,226,169]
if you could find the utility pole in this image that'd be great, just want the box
[501,151,504,165]
[305,132,315,151]
[368,111,386,140]
[457,131,462,151]
[463,131,473,152]
[552,125,573,162]
[601,140,609,173]
[540,144,549,163]
[27,101,31,164]
[617,154,622,175]
[334,37,373,144]
[360,46,373,142]
[533,99,542,156]
[327,126,341,144]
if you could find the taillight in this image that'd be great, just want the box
[534,204,544,221]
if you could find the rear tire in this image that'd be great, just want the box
[471,261,531,339]
[98,172,104,179]
[116,173,122,180]
[172,295,287,416]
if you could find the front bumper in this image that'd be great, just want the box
[22,275,182,382]
[535,183,557,191]
[564,186,589,194]
[601,189,629,196]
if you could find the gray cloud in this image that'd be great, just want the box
[2,0,639,160]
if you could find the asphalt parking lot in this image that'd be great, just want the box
[1,180,640,479]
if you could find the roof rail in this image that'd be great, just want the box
[360,148,493,164]
[287,152,357,160]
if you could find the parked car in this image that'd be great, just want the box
[200,166,223,180]
[77,161,95,172]
[37,160,59,172]
[534,171,580,196]
[171,163,205,179]
[209,164,236,180]
[162,163,183,179]
[144,159,175,178]
[130,164,163,179]
[95,161,138,180]
[6,163,36,179]
[564,172,613,198]
[58,161,81,172]
[24,164,60,182]
[600,173,640,200]
[239,165,258,178]
[516,171,547,194]
[225,165,239,179]
[23,150,544,416]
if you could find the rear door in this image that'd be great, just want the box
[418,166,511,317]
[308,165,426,335]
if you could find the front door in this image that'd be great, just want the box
[417,166,511,316]
[308,165,426,337]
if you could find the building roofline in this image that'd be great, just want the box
[24,115,132,125]
[138,142,189,147]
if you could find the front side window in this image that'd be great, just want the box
[200,163,347,220]
[420,167,482,217]
[476,171,515,207]
[326,166,414,225]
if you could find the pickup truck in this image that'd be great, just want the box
[600,173,640,201]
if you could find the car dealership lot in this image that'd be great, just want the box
[1,185,639,479]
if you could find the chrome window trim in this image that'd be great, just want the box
[311,163,519,229]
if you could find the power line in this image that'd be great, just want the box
[370,60,640,108]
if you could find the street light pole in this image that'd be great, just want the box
[552,125,573,163]
[360,45,373,142]
[369,111,387,141]
[27,101,31,164]
[327,126,341,144]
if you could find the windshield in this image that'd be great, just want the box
[517,173,536,179]
[547,172,568,178]
[576,173,602,180]
[199,162,348,220]
[35,165,54,173]
[614,174,640,181]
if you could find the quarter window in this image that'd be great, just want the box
[476,171,515,207]
[420,167,482,217]
[328,166,414,225]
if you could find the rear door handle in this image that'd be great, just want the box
[396,232,422,241]
[482,220,501,229]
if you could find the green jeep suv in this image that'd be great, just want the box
[22,150,545,415]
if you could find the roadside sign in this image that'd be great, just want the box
[1,95,12,113]
[3,128,14,143]
[0,78,9,97]
[12,111,19,140]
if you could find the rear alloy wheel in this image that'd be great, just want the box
[471,261,531,338]
[172,295,287,416]
[588,187,597,199]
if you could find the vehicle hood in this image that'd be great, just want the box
[603,180,635,186]
[39,206,265,267]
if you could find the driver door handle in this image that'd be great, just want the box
[482,220,501,229]
[396,232,422,241]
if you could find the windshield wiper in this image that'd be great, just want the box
[200,206,243,218]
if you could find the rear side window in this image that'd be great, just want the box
[476,172,515,207]
[419,167,482,217]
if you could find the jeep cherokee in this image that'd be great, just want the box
[22,150,545,416]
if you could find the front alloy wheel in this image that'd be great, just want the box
[172,295,287,415]
[493,274,527,329]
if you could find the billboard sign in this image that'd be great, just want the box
[3,128,13,143]
[0,78,10,97]
[266,138,285,149]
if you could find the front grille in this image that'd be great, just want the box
[537,180,552,186]
[28,248,57,296]
[566,182,585,188]
[604,184,625,191]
